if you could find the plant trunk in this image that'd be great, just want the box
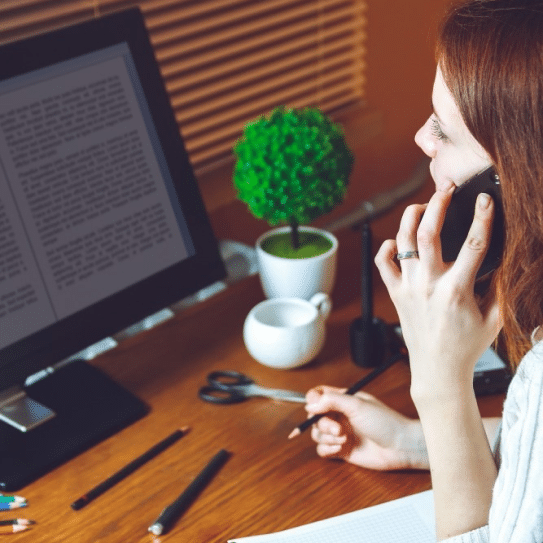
[289,218,300,250]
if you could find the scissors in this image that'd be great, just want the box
[198,370,306,404]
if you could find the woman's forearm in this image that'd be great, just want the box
[414,387,498,540]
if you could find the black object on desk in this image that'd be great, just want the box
[71,428,189,510]
[350,223,388,367]
[148,449,231,535]
[0,360,147,491]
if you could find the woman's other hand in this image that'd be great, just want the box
[305,385,428,471]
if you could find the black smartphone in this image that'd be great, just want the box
[440,167,504,278]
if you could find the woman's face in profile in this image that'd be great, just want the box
[415,67,492,190]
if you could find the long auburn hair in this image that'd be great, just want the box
[437,0,543,368]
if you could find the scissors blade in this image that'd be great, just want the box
[245,385,306,403]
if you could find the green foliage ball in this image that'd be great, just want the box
[233,106,354,227]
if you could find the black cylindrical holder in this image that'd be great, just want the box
[350,222,387,367]
[349,315,388,367]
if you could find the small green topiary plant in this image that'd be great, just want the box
[233,106,354,254]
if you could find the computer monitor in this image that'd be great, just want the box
[0,8,226,490]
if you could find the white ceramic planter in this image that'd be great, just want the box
[255,226,338,300]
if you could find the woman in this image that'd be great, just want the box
[305,1,543,541]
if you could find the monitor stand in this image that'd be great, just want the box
[0,359,148,491]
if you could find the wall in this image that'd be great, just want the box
[205,0,453,246]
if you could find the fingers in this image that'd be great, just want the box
[305,385,346,405]
[305,388,354,453]
[375,188,453,287]
[377,183,493,288]
[305,388,373,460]
[374,204,426,288]
[415,182,455,267]
[315,443,344,457]
[311,417,347,445]
[374,239,400,289]
[305,387,362,419]
[396,204,426,257]
[453,193,494,287]
[310,413,347,458]
[315,438,346,458]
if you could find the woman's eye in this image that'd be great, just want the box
[430,117,449,142]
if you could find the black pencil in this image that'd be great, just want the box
[148,448,230,536]
[71,427,189,510]
[288,352,405,439]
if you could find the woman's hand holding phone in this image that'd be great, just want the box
[374,180,502,404]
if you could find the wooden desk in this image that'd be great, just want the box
[10,224,505,543]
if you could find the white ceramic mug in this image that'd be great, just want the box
[243,293,332,369]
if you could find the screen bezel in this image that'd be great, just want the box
[0,8,226,388]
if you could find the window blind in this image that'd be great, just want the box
[0,0,367,174]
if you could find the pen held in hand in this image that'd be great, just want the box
[71,427,190,511]
[288,351,406,439]
[148,448,230,536]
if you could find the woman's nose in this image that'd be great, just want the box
[415,119,437,158]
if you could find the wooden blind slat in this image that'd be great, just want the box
[182,68,363,141]
[0,0,367,173]
[174,53,364,125]
[156,7,360,80]
[166,32,365,107]
[0,1,94,44]
[187,82,361,160]
[150,2,356,66]
[189,84,361,169]
[145,0,352,47]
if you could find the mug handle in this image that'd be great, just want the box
[309,293,332,320]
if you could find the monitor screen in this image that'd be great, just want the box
[0,7,227,490]
[0,8,226,390]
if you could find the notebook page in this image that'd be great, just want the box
[228,490,435,543]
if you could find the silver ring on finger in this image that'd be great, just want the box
[396,250,419,260]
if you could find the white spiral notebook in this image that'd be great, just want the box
[228,490,435,543]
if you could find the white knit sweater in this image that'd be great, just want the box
[442,338,543,542]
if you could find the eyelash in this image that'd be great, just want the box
[430,117,448,142]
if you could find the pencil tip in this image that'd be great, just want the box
[180,426,190,433]
[288,428,300,440]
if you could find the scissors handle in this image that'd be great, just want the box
[198,370,306,404]
[198,370,254,404]
[198,385,246,404]
[207,370,253,389]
